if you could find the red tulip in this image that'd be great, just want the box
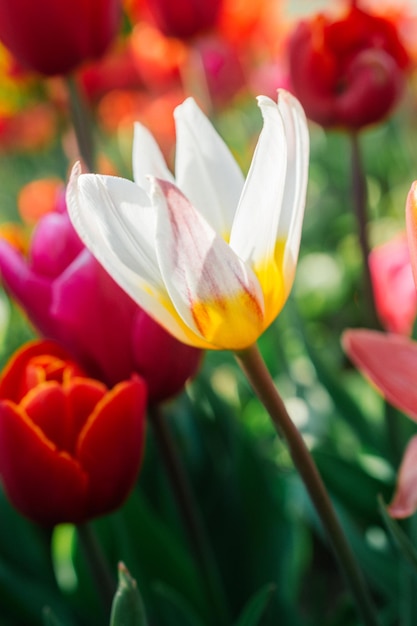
[288,5,410,129]
[137,0,223,39]
[0,0,122,76]
[0,340,147,526]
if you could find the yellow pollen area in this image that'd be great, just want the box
[253,238,288,331]
[191,289,264,350]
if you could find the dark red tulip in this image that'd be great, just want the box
[288,5,410,129]
[0,340,147,526]
[0,0,122,76]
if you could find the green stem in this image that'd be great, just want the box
[148,404,230,626]
[77,523,115,615]
[65,75,95,172]
[350,131,380,329]
[235,344,379,626]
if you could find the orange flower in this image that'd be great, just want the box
[0,340,147,525]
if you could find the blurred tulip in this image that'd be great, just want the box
[0,191,201,401]
[342,179,417,518]
[369,234,417,334]
[0,340,147,525]
[288,4,410,129]
[134,0,223,39]
[0,0,122,76]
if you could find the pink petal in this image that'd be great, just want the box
[388,435,417,518]
[342,329,417,421]
[406,180,417,290]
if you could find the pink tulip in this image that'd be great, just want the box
[369,234,417,335]
[0,193,201,402]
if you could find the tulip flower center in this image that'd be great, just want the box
[191,288,263,350]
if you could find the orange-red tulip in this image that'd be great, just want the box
[0,340,147,526]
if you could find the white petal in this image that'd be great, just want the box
[66,163,204,347]
[153,178,264,350]
[132,122,174,193]
[276,89,310,277]
[174,98,244,237]
[229,95,287,269]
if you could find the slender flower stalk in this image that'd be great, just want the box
[148,404,229,625]
[350,132,379,328]
[235,344,379,626]
[77,523,115,614]
[66,76,95,172]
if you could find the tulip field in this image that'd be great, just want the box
[0,1,417,625]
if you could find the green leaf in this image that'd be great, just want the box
[110,562,148,626]
[378,496,417,572]
[234,584,276,626]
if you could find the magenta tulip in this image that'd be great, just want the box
[0,193,201,402]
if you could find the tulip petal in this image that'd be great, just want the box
[228,95,289,327]
[388,435,417,518]
[406,181,417,290]
[20,382,69,451]
[0,339,72,403]
[132,122,174,193]
[275,90,310,278]
[154,179,264,350]
[67,163,204,347]
[77,377,146,517]
[174,97,244,237]
[0,401,88,525]
[343,329,417,421]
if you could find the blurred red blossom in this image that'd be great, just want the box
[0,340,147,525]
[288,3,411,129]
[0,0,122,76]
[128,0,223,40]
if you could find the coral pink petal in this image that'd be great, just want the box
[388,436,417,518]
[406,181,417,290]
[342,329,417,421]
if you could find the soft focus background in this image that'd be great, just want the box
[1,1,417,625]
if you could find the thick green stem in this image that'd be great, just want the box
[66,75,95,172]
[235,344,379,626]
[77,523,115,615]
[148,404,229,626]
[350,132,380,329]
